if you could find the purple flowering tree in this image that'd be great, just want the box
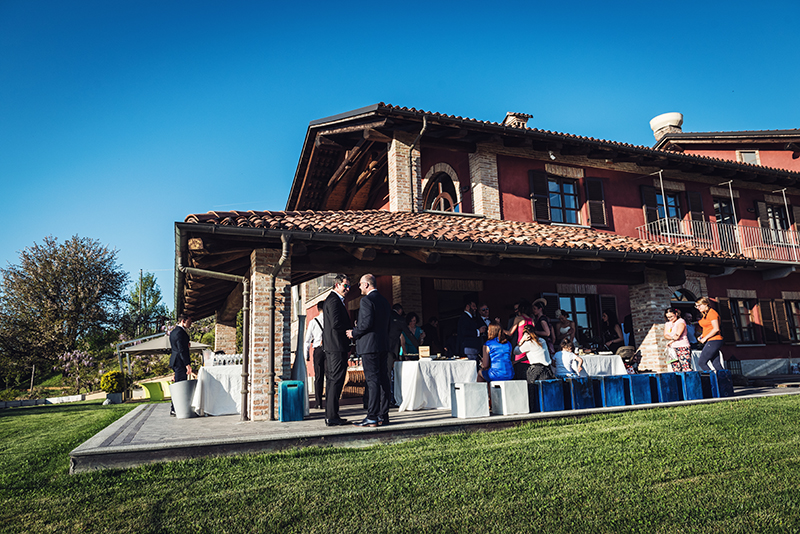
[57,350,99,393]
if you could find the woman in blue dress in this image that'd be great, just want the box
[478,323,514,382]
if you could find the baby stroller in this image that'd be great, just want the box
[616,346,641,374]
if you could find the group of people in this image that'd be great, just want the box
[663,297,723,372]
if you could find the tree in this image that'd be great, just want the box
[122,271,171,338]
[0,236,129,372]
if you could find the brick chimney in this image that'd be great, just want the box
[502,112,533,128]
[650,112,683,142]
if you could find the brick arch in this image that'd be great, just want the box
[422,163,462,211]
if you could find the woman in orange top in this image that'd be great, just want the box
[695,297,723,371]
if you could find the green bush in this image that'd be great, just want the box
[0,389,21,401]
[99,371,125,394]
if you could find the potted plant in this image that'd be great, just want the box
[100,370,125,404]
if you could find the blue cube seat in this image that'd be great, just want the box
[530,379,565,413]
[279,380,305,422]
[622,373,658,405]
[656,372,683,403]
[592,375,630,407]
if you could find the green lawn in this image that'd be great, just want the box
[2,396,800,533]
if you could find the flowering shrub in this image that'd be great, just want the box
[56,350,98,393]
[100,370,125,393]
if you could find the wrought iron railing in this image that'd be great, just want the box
[636,218,800,263]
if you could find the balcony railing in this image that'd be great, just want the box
[636,218,800,263]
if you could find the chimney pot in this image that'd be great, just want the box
[650,112,684,142]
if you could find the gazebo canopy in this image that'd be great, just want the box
[120,334,210,355]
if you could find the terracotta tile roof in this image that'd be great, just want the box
[374,103,800,178]
[185,209,746,262]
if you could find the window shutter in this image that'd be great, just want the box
[759,299,778,344]
[756,201,769,228]
[774,299,791,343]
[529,170,550,222]
[599,295,618,320]
[585,178,607,227]
[686,191,705,222]
[540,292,560,320]
[716,297,736,345]
[793,206,800,232]
[640,185,659,225]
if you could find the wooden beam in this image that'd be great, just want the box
[363,129,392,143]
[401,249,440,264]
[327,138,368,187]
[457,254,501,267]
[341,245,377,261]
[317,119,388,137]
[525,259,553,269]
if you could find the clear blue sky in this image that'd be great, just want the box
[2,0,799,311]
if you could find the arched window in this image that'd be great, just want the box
[424,172,458,212]
[672,288,698,302]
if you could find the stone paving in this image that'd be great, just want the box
[69,386,800,474]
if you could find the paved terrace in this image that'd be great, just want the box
[69,384,800,474]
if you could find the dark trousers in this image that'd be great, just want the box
[362,351,391,421]
[312,346,326,409]
[698,339,724,371]
[325,351,347,421]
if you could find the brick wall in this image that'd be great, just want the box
[629,269,674,372]
[388,132,421,212]
[249,248,292,421]
[468,143,501,219]
[214,320,237,354]
[392,275,423,321]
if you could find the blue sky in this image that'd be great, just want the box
[2,0,799,311]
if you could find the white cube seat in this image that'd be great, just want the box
[450,382,489,419]
[490,380,529,415]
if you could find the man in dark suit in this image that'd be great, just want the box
[169,314,192,416]
[348,274,392,427]
[322,273,352,426]
[457,299,485,360]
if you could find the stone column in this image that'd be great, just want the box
[249,248,292,421]
[468,143,501,219]
[388,131,421,212]
[629,269,673,373]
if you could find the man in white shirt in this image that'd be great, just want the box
[304,301,325,409]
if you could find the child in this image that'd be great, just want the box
[553,338,585,377]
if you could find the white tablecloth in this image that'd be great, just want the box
[394,359,478,412]
[581,355,627,376]
[191,365,242,416]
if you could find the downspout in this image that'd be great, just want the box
[407,116,428,212]
[268,234,292,421]
[177,262,250,421]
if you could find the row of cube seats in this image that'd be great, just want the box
[452,370,735,418]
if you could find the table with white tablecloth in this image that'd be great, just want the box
[580,354,627,376]
[394,359,478,412]
[191,365,242,416]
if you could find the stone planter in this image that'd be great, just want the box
[106,392,123,404]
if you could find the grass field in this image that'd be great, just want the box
[2,395,800,533]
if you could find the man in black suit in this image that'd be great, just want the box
[169,314,192,416]
[322,273,352,426]
[348,274,392,427]
[457,299,485,361]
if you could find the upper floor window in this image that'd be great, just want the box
[737,150,760,165]
[423,172,458,212]
[549,178,579,224]
[657,191,681,219]
[713,197,737,225]
[529,170,607,227]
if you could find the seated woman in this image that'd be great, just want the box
[477,324,514,383]
[515,324,554,383]
[553,339,585,377]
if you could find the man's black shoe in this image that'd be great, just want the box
[377,416,389,426]
[169,410,176,417]
[353,418,379,427]
[325,418,349,427]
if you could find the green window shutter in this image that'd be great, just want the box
[716,297,736,345]
[585,177,607,227]
[759,299,778,344]
[640,185,659,225]
[529,170,551,222]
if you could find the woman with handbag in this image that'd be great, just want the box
[663,307,691,372]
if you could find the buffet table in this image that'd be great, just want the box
[581,354,627,376]
[394,359,478,412]
[191,365,242,416]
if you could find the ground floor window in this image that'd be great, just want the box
[729,299,756,343]
[786,301,800,341]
